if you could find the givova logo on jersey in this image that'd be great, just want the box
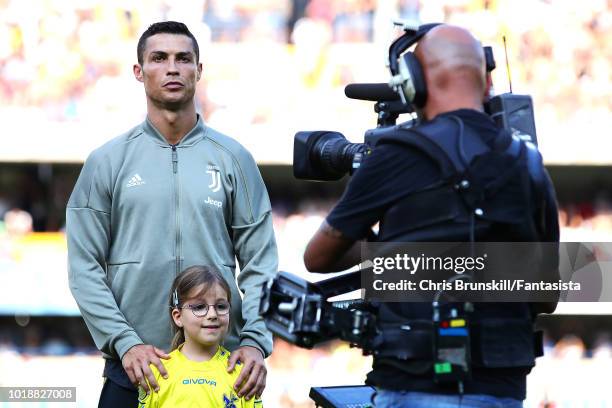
[182,377,217,386]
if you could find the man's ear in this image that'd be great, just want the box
[484,73,493,101]
[134,64,144,83]
[196,62,203,81]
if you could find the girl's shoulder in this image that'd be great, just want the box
[215,347,245,377]
[215,346,234,364]
[145,348,184,379]
[215,346,247,376]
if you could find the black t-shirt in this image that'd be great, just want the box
[103,358,135,390]
[327,109,500,239]
[325,109,545,400]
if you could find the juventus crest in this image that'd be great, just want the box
[207,165,221,192]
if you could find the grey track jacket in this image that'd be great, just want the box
[67,116,278,360]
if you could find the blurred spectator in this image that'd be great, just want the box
[20,325,42,355]
[0,196,8,219]
[40,336,71,356]
[0,330,16,351]
[287,0,310,42]
[552,334,586,360]
[3,208,33,237]
[203,0,250,42]
[592,333,612,360]
[333,0,375,42]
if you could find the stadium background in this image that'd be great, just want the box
[0,0,611,406]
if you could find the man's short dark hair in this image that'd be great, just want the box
[137,21,199,65]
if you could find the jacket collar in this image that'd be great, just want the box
[142,114,207,147]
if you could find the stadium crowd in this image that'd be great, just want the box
[2,181,612,236]
[0,1,609,161]
[1,320,611,360]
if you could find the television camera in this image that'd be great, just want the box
[261,22,541,408]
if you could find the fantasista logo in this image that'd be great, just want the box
[182,377,217,386]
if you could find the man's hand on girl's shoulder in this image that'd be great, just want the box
[227,346,267,400]
[122,344,171,394]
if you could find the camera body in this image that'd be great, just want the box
[293,23,538,182]
[293,90,537,182]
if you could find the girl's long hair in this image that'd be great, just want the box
[169,265,232,351]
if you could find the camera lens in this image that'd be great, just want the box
[313,133,365,180]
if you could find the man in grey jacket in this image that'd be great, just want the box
[67,21,278,407]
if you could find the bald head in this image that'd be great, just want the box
[414,25,487,118]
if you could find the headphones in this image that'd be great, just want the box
[388,23,442,109]
[395,52,428,108]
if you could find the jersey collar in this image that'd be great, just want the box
[175,343,224,364]
[142,114,208,147]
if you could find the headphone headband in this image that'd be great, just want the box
[388,23,442,76]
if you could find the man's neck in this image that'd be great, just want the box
[147,103,198,145]
[424,92,484,121]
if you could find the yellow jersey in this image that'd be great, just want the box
[138,346,263,408]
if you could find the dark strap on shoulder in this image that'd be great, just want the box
[386,117,492,177]
[525,141,545,195]
[383,118,543,192]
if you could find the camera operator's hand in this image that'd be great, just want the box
[304,221,359,272]
[122,344,170,394]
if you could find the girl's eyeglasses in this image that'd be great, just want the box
[180,301,230,317]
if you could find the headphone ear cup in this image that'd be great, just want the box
[404,52,427,108]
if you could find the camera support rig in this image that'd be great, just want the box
[259,270,379,352]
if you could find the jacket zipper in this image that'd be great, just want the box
[171,144,181,276]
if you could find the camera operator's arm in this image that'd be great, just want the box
[304,221,361,272]
[304,142,439,273]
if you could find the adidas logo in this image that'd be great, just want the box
[126,174,146,188]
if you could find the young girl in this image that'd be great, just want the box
[138,265,263,407]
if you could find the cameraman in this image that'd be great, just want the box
[304,25,559,407]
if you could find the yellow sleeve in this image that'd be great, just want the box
[137,365,162,408]
[244,396,263,408]
[137,387,158,408]
[232,363,263,408]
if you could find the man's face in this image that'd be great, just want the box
[134,33,202,110]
